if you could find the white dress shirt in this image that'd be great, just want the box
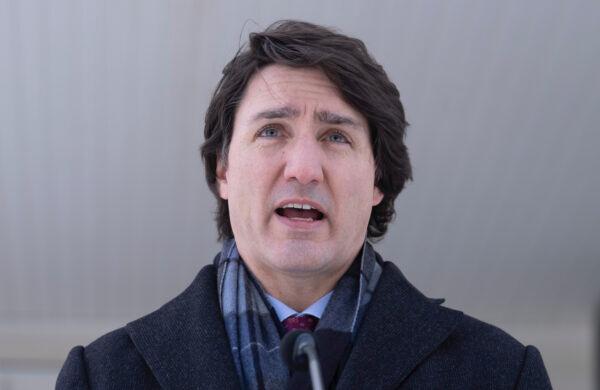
[266,291,333,321]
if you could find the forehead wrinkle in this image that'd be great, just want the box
[244,66,366,132]
[246,68,303,123]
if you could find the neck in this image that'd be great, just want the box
[247,263,351,312]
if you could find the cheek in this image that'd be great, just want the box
[226,156,273,215]
[227,152,261,190]
[336,168,377,218]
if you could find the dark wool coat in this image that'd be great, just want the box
[56,261,552,389]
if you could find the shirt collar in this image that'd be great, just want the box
[266,291,334,322]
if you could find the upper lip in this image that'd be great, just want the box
[274,198,327,217]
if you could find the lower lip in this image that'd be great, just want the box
[275,213,326,230]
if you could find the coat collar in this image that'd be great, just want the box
[124,259,462,389]
[125,264,241,390]
[337,260,463,389]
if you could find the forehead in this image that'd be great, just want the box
[236,64,366,125]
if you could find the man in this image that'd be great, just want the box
[57,20,552,389]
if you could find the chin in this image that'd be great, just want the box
[275,258,330,275]
[271,242,332,274]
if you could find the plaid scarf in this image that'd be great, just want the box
[216,239,382,390]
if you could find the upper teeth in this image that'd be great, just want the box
[282,203,314,210]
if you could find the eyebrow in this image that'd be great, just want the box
[252,106,300,121]
[315,110,360,128]
[252,106,361,129]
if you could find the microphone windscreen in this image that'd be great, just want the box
[280,330,309,370]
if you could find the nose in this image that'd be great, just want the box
[283,136,324,185]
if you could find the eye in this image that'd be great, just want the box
[258,125,281,138]
[326,131,350,144]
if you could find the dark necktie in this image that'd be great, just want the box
[282,314,319,333]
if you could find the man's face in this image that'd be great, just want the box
[217,64,383,284]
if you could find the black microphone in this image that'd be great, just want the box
[281,330,325,390]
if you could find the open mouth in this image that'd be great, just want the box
[275,203,325,222]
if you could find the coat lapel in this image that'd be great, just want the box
[122,260,462,389]
[126,265,241,390]
[337,261,463,389]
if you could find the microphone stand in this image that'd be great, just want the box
[281,330,325,390]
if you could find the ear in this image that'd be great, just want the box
[216,158,229,200]
[372,186,384,206]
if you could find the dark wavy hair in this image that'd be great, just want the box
[201,20,412,241]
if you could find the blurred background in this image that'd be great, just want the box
[1,0,599,388]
